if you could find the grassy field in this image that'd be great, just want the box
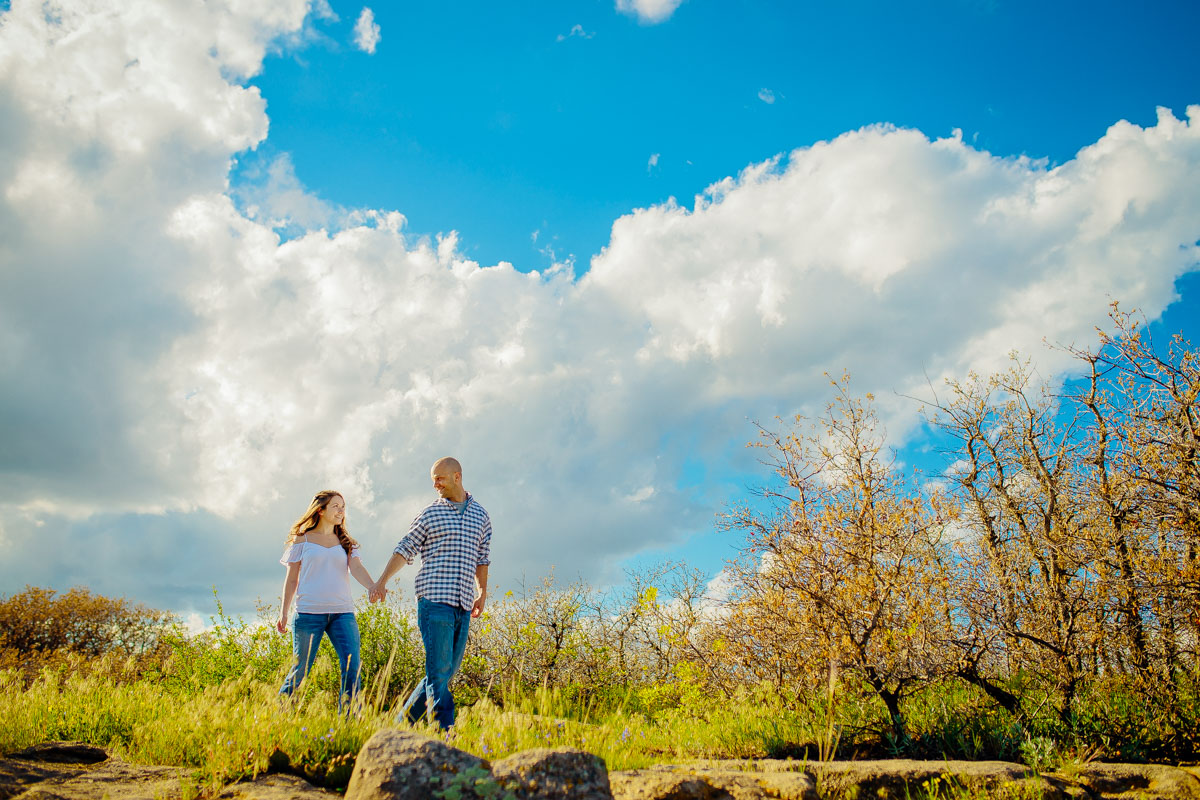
[1,592,1197,799]
[0,657,838,794]
[3,650,1193,799]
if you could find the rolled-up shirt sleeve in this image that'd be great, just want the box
[477,515,491,566]
[394,515,427,562]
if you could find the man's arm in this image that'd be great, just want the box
[472,563,488,618]
[372,553,409,601]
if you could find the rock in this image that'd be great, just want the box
[610,764,817,800]
[1,756,188,800]
[6,743,109,765]
[0,743,340,800]
[785,758,1078,799]
[806,759,1051,799]
[217,773,336,799]
[345,728,493,800]
[609,770,724,800]
[492,747,612,800]
[1069,762,1200,799]
[612,759,1085,800]
[0,756,86,800]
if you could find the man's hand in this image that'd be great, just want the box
[471,594,486,619]
[368,583,388,603]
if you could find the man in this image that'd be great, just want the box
[372,457,491,729]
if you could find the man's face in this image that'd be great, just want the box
[431,467,461,498]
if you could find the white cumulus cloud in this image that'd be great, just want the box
[354,7,380,54]
[758,88,776,104]
[1,0,1199,621]
[616,0,685,24]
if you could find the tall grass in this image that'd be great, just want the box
[2,589,1196,797]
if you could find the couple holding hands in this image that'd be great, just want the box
[275,457,491,729]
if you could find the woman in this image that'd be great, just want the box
[276,490,378,711]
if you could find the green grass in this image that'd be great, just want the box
[0,661,818,793]
[2,592,1196,798]
[2,660,1193,800]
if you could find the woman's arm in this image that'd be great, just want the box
[348,557,376,592]
[276,561,301,633]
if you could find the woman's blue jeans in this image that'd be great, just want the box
[401,598,470,729]
[279,612,361,712]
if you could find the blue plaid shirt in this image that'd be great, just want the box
[394,493,492,610]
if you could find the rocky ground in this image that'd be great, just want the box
[2,734,1198,800]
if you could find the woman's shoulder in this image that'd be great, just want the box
[280,536,306,565]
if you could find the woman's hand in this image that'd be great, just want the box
[276,615,288,634]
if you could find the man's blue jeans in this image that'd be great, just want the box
[401,598,470,729]
[279,612,361,712]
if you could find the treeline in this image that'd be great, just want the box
[716,307,1198,756]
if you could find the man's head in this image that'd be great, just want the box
[430,457,465,501]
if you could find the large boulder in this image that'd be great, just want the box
[345,729,493,800]
[492,747,612,800]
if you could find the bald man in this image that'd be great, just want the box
[373,457,492,729]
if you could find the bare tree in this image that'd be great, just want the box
[723,379,954,740]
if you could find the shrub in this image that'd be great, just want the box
[0,586,177,682]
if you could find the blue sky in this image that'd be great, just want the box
[0,0,1197,627]
[248,0,1200,270]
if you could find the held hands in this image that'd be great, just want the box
[368,582,388,603]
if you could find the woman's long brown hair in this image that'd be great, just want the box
[286,490,358,557]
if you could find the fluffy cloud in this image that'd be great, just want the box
[2,0,1199,619]
[615,0,685,25]
[587,117,1200,406]
[353,7,380,54]
[757,88,776,104]
[0,0,305,514]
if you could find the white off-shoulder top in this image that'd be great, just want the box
[280,538,361,614]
